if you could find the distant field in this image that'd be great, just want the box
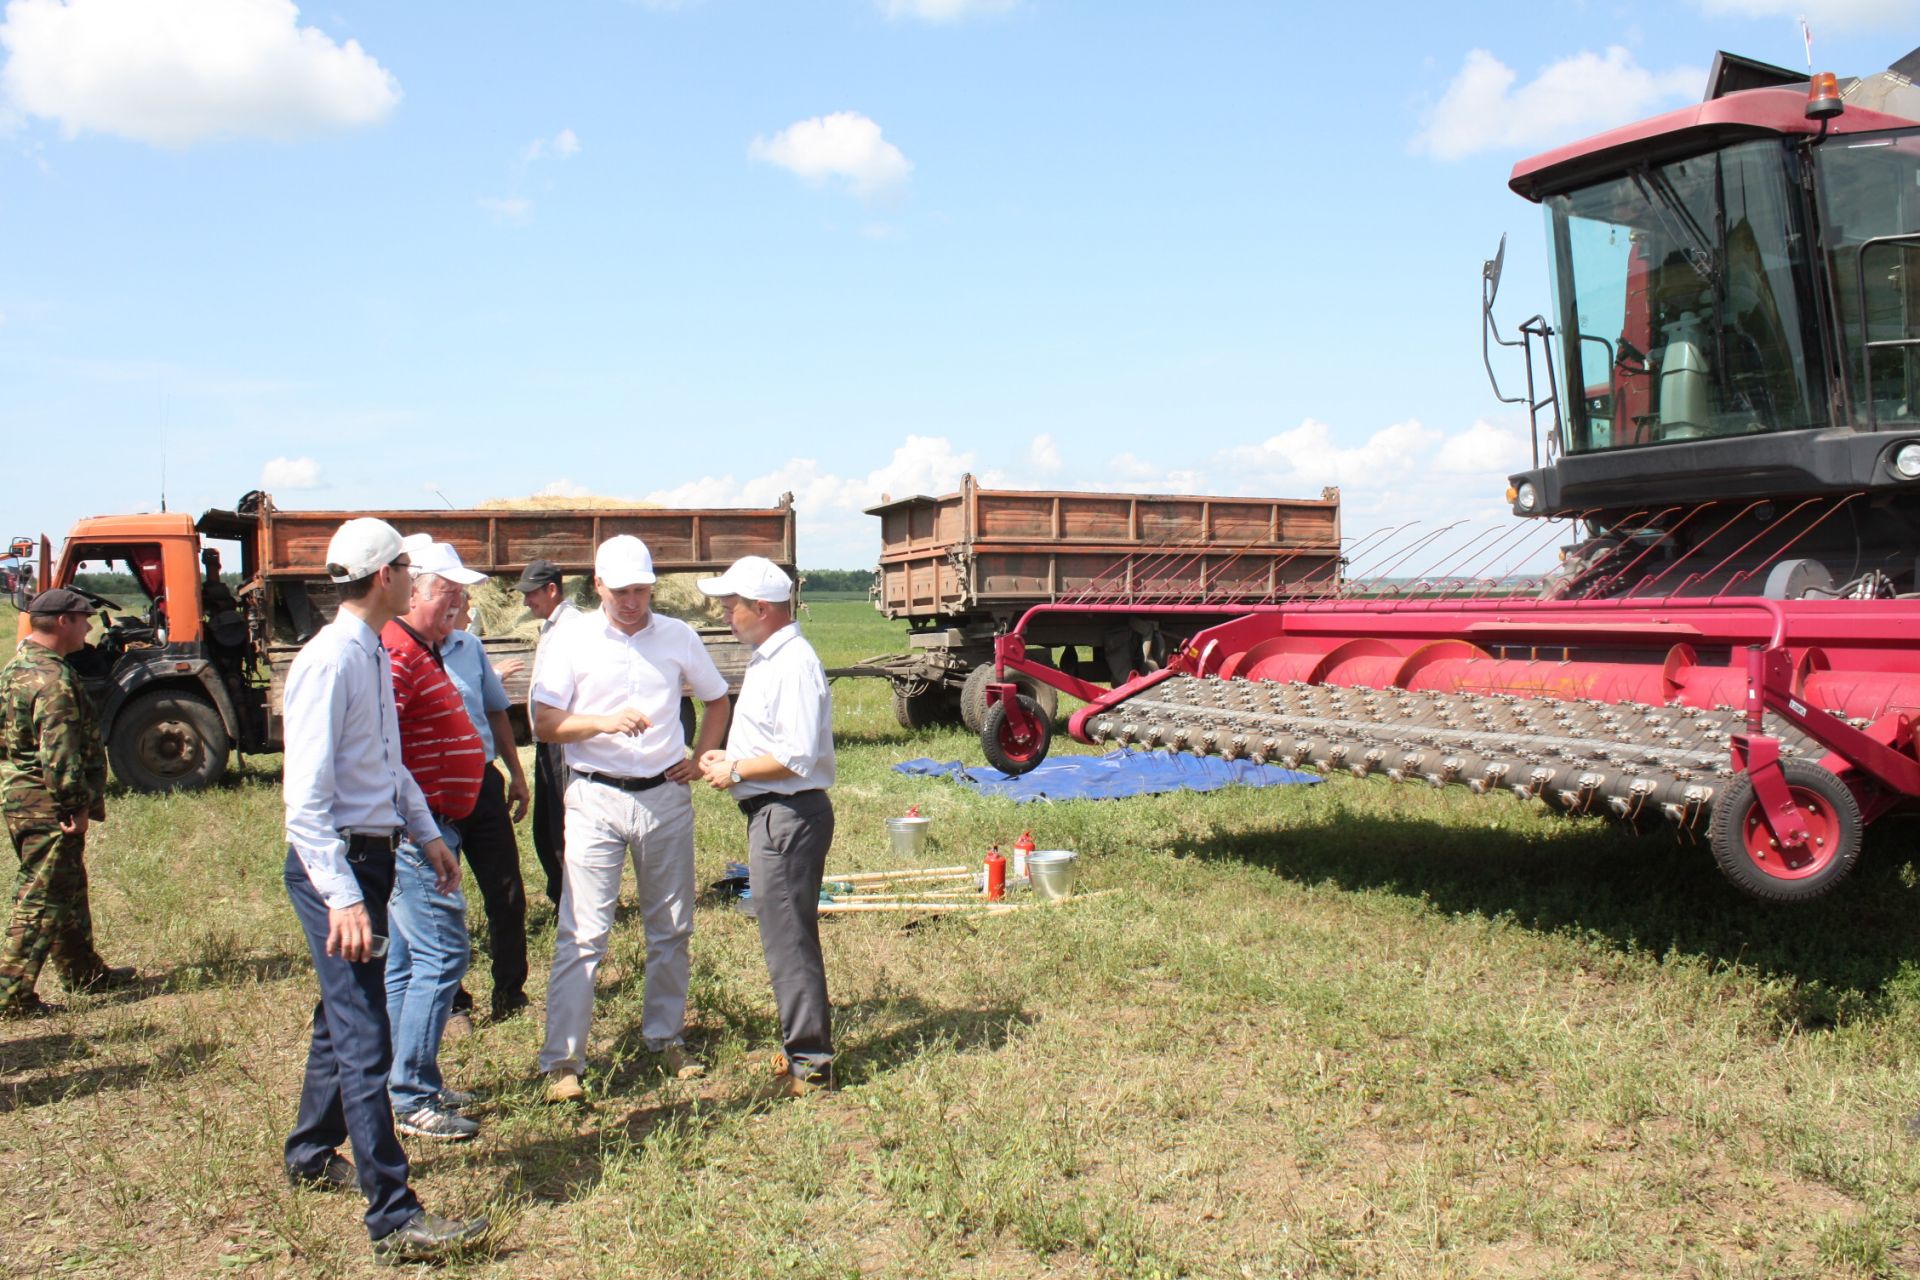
[3,599,1920,1276]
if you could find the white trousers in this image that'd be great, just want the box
[538,775,696,1075]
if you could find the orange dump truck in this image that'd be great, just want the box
[14,490,797,792]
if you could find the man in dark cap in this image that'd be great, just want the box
[0,588,135,1017]
[516,559,576,907]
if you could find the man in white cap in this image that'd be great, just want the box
[529,534,731,1102]
[696,556,837,1096]
[280,518,487,1263]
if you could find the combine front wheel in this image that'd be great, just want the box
[1707,760,1862,903]
[981,694,1051,775]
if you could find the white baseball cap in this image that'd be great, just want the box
[595,535,657,589]
[408,539,487,586]
[325,518,407,583]
[698,555,793,603]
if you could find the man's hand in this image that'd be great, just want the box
[506,771,530,822]
[597,707,651,738]
[700,754,737,790]
[421,837,461,894]
[664,754,699,784]
[326,902,374,962]
[58,810,89,836]
[493,657,527,681]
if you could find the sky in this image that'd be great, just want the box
[2,0,1917,572]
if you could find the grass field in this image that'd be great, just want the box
[5,599,1920,1277]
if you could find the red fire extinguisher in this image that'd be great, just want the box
[1012,830,1035,880]
[985,845,1007,901]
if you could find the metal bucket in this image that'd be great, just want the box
[1027,850,1079,901]
[885,816,931,859]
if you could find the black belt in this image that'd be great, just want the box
[576,769,670,794]
[738,789,822,818]
[341,831,401,860]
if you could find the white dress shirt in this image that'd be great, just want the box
[282,610,439,909]
[727,623,835,798]
[530,608,728,778]
[528,598,579,717]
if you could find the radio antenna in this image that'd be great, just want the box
[159,395,169,512]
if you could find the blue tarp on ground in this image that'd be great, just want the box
[893,750,1322,803]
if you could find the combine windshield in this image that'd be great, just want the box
[1545,139,1824,454]
[1817,127,1920,428]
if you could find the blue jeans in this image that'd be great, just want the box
[384,834,470,1114]
[283,847,421,1239]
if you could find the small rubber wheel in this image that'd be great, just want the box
[961,662,1059,734]
[1707,759,1863,903]
[980,694,1051,775]
[108,690,230,793]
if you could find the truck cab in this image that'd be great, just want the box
[1490,50,1920,599]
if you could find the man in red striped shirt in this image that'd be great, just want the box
[381,540,489,1141]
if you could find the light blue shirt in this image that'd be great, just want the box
[726,623,835,799]
[442,628,509,759]
[282,610,439,909]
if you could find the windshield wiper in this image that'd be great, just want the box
[1630,164,1719,286]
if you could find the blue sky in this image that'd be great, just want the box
[2,0,1916,569]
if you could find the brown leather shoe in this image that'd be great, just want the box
[760,1054,834,1100]
[543,1069,586,1105]
[660,1044,705,1080]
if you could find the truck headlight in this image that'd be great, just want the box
[1895,442,1920,479]
[1515,481,1539,513]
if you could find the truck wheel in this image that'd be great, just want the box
[1707,760,1862,903]
[108,691,231,793]
[892,685,957,730]
[961,663,1059,734]
[981,694,1051,775]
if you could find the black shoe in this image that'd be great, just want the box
[70,965,138,995]
[0,992,64,1019]
[286,1153,355,1193]
[490,991,530,1022]
[451,985,475,1016]
[371,1211,490,1265]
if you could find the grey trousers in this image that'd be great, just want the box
[744,789,835,1082]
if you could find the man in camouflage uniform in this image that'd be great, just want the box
[0,588,135,1017]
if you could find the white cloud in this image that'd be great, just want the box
[749,111,911,199]
[521,126,580,165]
[1219,418,1444,490]
[878,0,1017,20]
[535,478,593,499]
[553,126,579,157]
[478,195,532,226]
[1696,0,1917,27]
[1029,433,1061,471]
[1433,420,1531,474]
[0,0,401,148]
[1412,47,1701,161]
[261,455,321,489]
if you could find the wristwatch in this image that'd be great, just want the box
[729,765,742,785]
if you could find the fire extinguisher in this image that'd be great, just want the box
[985,845,1007,901]
[1012,830,1035,880]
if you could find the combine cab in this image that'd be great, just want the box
[992,49,1920,902]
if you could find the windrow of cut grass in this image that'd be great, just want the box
[3,599,1920,1277]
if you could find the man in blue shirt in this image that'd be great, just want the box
[443,596,532,1023]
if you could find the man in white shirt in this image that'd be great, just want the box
[530,536,730,1102]
[696,556,837,1096]
[280,518,487,1264]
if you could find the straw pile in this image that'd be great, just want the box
[467,493,723,637]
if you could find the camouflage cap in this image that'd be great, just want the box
[25,588,92,616]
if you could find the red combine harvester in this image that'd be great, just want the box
[983,49,1920,902]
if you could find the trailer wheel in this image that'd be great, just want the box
[981,694,1051,775]
[892,685,958,730]
[960,663,1059,734]
[1707,760,1862,903]
[108,690,231,793]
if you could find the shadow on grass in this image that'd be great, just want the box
[0,1036,221,1113]
[167,949,311,989]
[1175,806,1920,1028]
[493,996,1033,1207]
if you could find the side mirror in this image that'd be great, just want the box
[11,589,30,611]
[1483,233,1507,305]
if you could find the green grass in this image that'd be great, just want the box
[5,599,1920,1277]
